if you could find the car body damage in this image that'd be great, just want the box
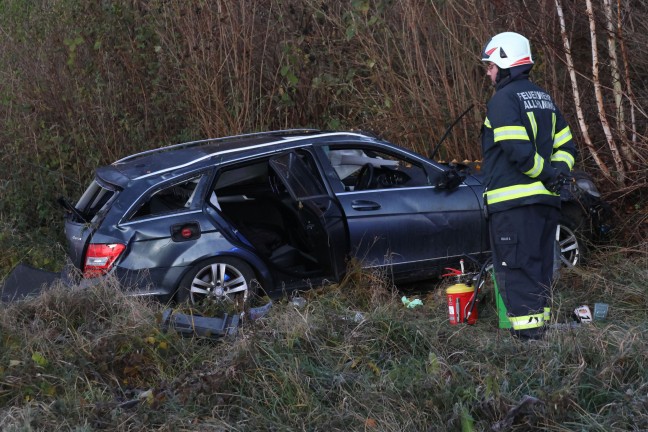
[56,129,610,303]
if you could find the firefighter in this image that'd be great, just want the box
[480,32,576,339]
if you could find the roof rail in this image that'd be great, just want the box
[113,128,322,164]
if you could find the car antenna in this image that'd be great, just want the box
[429,104,474,161]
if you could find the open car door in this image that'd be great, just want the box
[269,151,349,280]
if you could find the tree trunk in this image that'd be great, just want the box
[602,0,624,136]
[616,0,644,165]
[586,0,626,182]
[554,0,612,180]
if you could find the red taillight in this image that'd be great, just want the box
[83,243,126,278]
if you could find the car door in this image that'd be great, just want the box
[316,143,484,280]
[269,151,349,280]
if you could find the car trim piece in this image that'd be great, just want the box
[119,209,203,227]
[131,132,368,180]
[335,183,467,196]
[351,200,381,211]
[361,252,476,268]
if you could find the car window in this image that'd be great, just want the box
[324,146,429,191]
[208,150,326,210]
[130,175,202,220]
[75,180,118,223]
[270,151,328,200]
[207,160,270,211]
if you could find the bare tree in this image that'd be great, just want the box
[586,0,626,182]
[615,0,642,158]
[602,0,624,136]
[554,0,613,180]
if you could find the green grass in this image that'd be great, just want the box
[0,252,647,431]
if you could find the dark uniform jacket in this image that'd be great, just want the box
[482,69,577,213]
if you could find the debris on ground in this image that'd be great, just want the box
[291,296,307,308]
[574,305,593,323]
[573,302,609,323]
[161,309,240,339]
[1,263,62,302]
[248,300,273,320]
[401,296,423,309]
[491,394,545,431]
[161,299,274,339]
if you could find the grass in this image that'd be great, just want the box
[0,252,647,431]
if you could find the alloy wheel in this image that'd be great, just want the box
[557,224,580,268]
[189,262,250,305]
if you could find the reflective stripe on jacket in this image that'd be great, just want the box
[481,75,577,213]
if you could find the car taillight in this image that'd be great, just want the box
[83,243,126,278]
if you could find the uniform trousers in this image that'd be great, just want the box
[489,204,560,327]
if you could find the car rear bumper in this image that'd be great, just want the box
[62,265,185,299]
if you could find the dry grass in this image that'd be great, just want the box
[0,253,647,431]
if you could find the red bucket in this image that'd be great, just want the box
[446,283,478,325]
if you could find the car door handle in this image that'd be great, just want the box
[351,200,381,211]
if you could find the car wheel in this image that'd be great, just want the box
[556,220,585,268]
[176,257,257,309]
[557,201,594,268]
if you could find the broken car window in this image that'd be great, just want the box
[130,176,202,220]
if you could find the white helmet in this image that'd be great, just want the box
[481,32,534,69]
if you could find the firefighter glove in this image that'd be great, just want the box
[544,172,571,194]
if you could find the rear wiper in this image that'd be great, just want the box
[57,197,89,223]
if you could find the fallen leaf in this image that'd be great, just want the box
[365,418,377,428]
[32,352,48,367]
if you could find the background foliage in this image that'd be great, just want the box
[1,0,647,265]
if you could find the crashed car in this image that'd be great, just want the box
[60,129,609,304]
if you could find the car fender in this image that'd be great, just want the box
[171,245,274,293]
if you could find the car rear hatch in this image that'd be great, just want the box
[62,173,120,270]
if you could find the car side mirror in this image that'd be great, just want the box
[436,168,464,190]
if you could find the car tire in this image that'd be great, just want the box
[557,212,588,268]
[176,257,257,308]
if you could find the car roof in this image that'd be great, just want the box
[96,129,378,187]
